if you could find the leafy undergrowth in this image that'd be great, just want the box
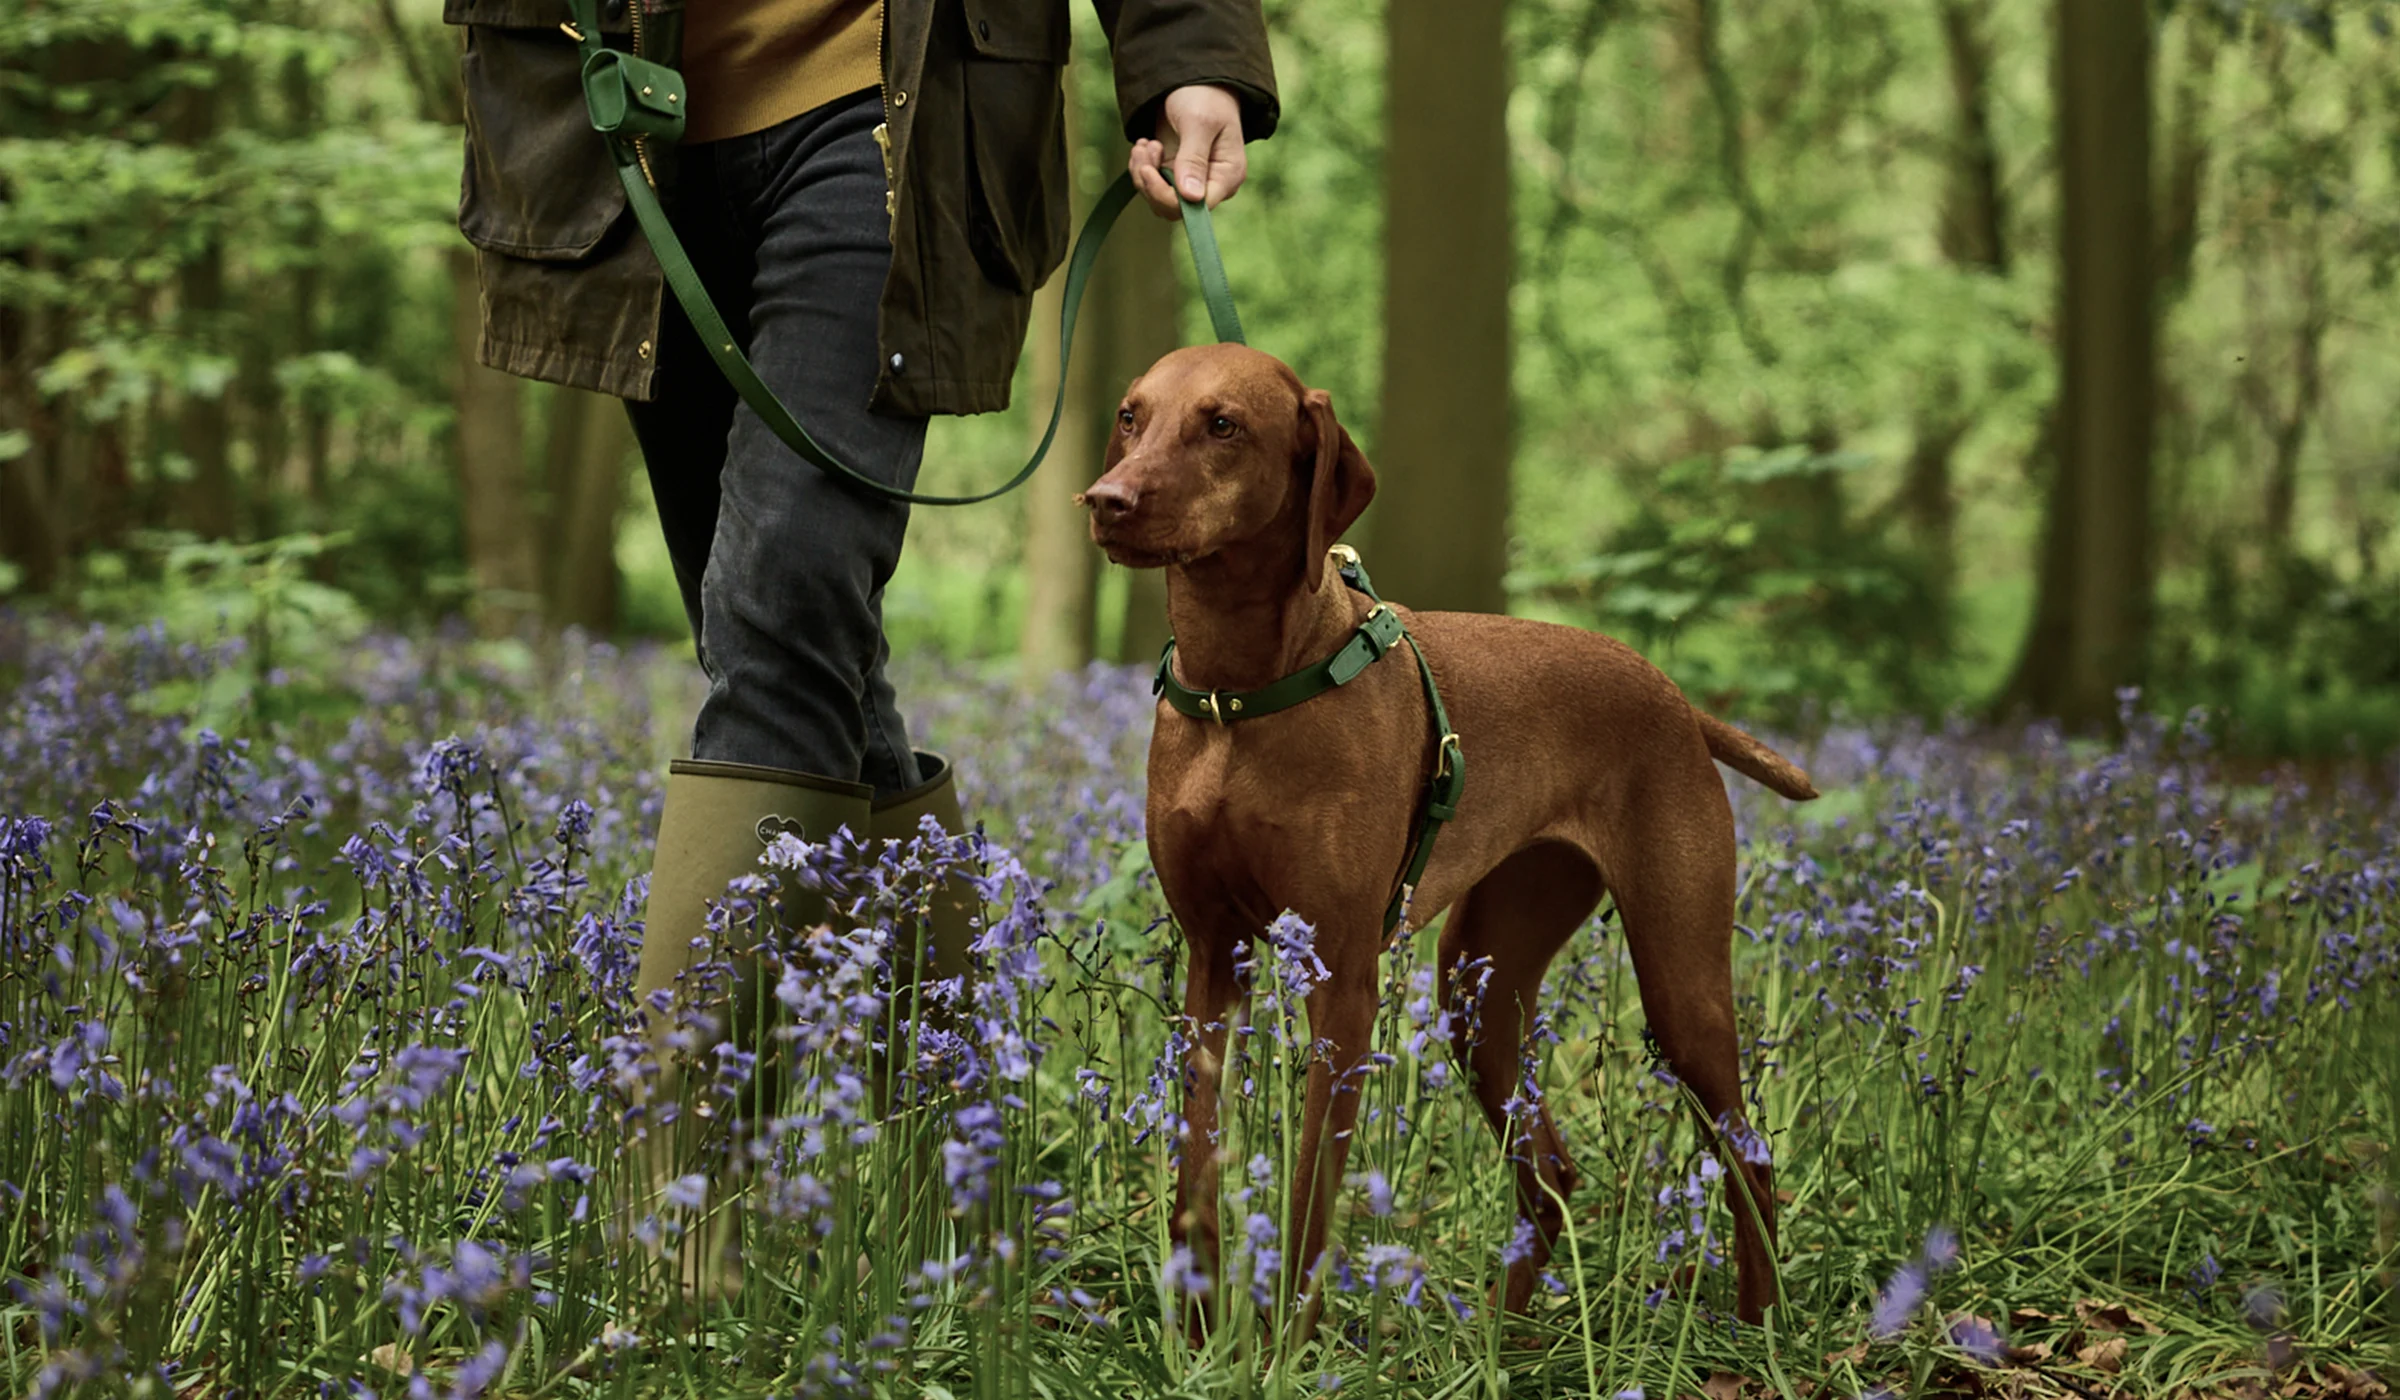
[1,618,2394,1399]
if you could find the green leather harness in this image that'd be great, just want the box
[562,0,1245,506]
[1154,546,1466,937]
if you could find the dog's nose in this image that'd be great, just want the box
[1079,478,1138,521]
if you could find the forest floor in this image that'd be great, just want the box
[0,619,2393,1398]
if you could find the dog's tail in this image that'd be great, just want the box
[1696,711,1820,801]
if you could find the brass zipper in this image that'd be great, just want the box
[872,0,895,222]
[627,0,657,187]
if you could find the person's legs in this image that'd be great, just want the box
[695,89,925,796]
[623,150,743,655]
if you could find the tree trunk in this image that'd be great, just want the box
[449,244,539,634]
[1370,0,1513,616]
[0,257,65,591]
[1904,0,2009,605]
[173,79,238,541]
[1997,0,2155,728]
[1936,0,2009,275]
[1095,189,1184,666]
[2156,10,2219,308]
[542,385,631,632]
[1020,74,1098,681]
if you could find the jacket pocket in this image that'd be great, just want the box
[455,23,629,261]
[958,0,1071,293]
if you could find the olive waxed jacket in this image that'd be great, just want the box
[444,0,1278,415]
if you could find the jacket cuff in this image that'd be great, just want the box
[1120,75,1280,146]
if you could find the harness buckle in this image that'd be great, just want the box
[1437,732,1462,778]
[1328,543,1360,567]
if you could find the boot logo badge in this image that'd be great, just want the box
[756,815,808,845]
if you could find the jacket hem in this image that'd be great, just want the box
[480,332,659,402]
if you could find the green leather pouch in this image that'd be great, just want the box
[581,49,686,142]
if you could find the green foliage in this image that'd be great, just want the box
[5,0,2400,751]
[70,530,367,729]
[1513,445,1953,725]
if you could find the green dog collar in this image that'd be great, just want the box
[1152,546,1466,936]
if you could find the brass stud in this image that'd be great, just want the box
[641,85,654,96]
[894,90,909,108]
[637,339,653,359]
[667,93,679,103]
[1228,698,1243,713]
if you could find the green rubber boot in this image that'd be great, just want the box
[870,751,981,987]
[635,758,872,1299]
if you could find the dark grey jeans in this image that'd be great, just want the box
[626,88,925,797]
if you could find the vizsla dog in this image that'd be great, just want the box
[1079,343,1819,1326]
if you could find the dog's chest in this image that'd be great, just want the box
[1147,718,1411,922]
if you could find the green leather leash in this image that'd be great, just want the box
[1154,545,1466,938]
[564,0,1244,506]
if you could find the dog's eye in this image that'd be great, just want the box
[1209,416,1238,440]
[1117,407,1135,432]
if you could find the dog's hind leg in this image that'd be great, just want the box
[1610,802,1780,1323]
[1437,842,1604,1313]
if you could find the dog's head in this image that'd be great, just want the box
[1077,344,1375,592]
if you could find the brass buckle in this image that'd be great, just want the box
[1328,543,1360,567]
[1203,691,1227,726]
[1437,732,1462,778]
[560,19,586,39]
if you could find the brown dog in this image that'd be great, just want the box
[1079,344,1817,1326]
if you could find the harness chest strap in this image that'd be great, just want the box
[1153,547,1466,937]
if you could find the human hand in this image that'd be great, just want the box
[1129,84,1247,220]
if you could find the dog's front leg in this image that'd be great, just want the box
[1287,933,1380,1338]
[1172,927,1243,1337]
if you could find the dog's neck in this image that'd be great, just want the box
[1163,544,1363,692]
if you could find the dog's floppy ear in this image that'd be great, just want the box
[1301,388,1376,592]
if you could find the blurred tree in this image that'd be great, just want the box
[1892,0,2011,607]
[1369,0,1513,615]
[1999,0,2155,728]
[1019,55,1186,676]
[1098,210,1182,667]
[376,1,541,635]
[541,386,634,632]
[1021,67,1099,680]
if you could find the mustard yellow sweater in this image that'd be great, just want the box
[679,0,882,144]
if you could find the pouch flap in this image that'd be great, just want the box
[582,50,687,140]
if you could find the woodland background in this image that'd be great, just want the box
[4,0,2399,753]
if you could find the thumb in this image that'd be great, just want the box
[1172,138,1211,205]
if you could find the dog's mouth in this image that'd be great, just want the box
[1097,539,1181,569]
[1090,526,1184,569]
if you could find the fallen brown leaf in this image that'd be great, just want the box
[2076,1336,2129,1374]
[2074,1297,2163,1336]
[2325,1364,2391,1399]
[1702,1370,1751,1400]
[367,1343,413,1376]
